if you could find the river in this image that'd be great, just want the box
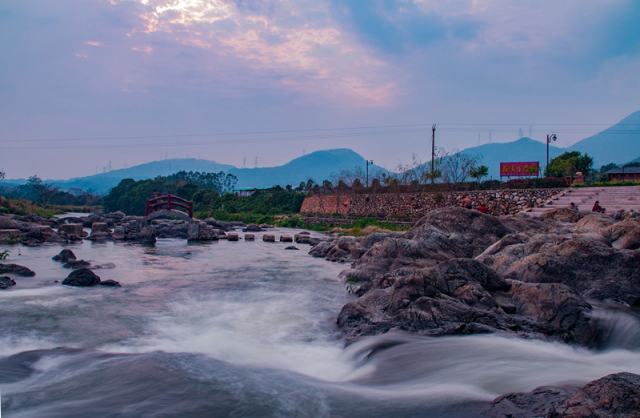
[1,229,640,417]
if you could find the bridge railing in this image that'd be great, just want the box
[145,195,194,218]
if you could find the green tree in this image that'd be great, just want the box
[469,165,489,183]
[27,175,59,205]
[547,151,593,178]
[600,163,619,173]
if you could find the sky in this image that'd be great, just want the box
[1,0,640,180]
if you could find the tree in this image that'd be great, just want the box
[0,171,5,181]
[322,179,333,193]
[470,165,489,183]
[440,151,481,189]
[27,175,59,205]
[600,163,619,173]
[547,151,593,178]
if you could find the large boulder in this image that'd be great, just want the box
[243,224,264,232]
[337,259,595,345]
[91,222,111,234]
[486,372,640,418]
[539,208,585,223]
[62,268,100,287]
[0,264,35,277]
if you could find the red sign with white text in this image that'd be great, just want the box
[500,162,539,177]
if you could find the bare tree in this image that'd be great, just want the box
[27,175,59,205]
[440,151,481,190]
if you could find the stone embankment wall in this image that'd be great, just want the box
[300,188,566,218]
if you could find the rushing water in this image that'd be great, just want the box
[1,228,640,417]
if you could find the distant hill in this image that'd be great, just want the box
[457,137,565,180]
[568,110,640,168]
[53,158,236,193]
[228,149,385,189]
[457,111,640,178]
[8,149,385,194]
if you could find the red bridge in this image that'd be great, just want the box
[144,195,194,221]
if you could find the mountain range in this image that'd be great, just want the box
[2,111,639,193]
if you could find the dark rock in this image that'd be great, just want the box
[485,372,640,418]
[99,279,121,287]
[0,264,35,277]
[52,249,77,262]
[86,231,113,241]
[62,268,100,287]
[137,226,157,244]
[285,246,299,250]
[0,276,16,289]
[243,224,264,232]
[63,260,91,269]
[298,231,310,235]
[90,263,116,270]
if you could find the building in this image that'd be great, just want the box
[604,167,640,182]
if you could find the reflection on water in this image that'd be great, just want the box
[1,229,639,417]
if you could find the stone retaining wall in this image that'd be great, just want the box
[301,188,567,218]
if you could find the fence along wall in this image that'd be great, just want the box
[300,189,566,218]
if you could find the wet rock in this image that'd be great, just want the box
[0,229,21,243]
[243,224,264,232]
[263,234,275,242]
[137,226,157,244]
[285,246,299,250]
[485,372,640,418]
[63,260,91,269]
[0,276,16,289]
[46,232,69,243]
[0,264,35,277]
[104,211,126,221]
[86,231,113,241]
[571,213,615,233]
[227,233,239,241]
[280,235,293,242]
[112,226,125,240]
[52,249,76,262]
[310,236,361,262]
[91,222,111,234]
[244,234,255,241]
[58,223,84,239]
[230,221,247,228]
[62,268,100,287]
[90,263,116,270]
[294,234,311,244]
[99,279,121,287]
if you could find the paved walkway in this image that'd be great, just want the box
[529,186,640,215]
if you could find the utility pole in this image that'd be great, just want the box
[431,124,436,184]
[546,133,557,177]
[366,160,373,187]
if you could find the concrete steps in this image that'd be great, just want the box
[529,186,640,215]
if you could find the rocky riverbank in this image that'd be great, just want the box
[311,206,640,417]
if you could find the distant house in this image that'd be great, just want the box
[604,167,640,182]
[232,187,273,197]
[69,187,84,196]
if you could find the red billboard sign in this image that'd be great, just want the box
[500,162,540,177]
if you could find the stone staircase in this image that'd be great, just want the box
[528,186,640,215]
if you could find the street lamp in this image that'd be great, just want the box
[546,134,557,177]
[366,160,374,187]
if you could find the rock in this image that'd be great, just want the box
[599,218,640,250]
[230,221,247,228]
[285,246,299,250]
[104,211,126,221]
[263,234,275,242]
[91,222,111,234]
[187,221,200,240]
[485,372,640,418]
[0,276,16,289]
[243,224,264,232]
[280,235,293,242]
[63,260,91,269]
[294,234,311,243]
[571,214,615,233]
[90,263,116,270]
[52,249,76,262]
[46,232,68,243]
[62,268,100,286]
[338,258,594,344]
[539,208,585,223]
[310,236,361,263]
[112,226,125,240]
[227,233,239,241]
[298,231,310,235]
[0,229,21,243]
[137,226,157,244]
[0,264,35,277]
[244,234,255,241]
[99,279,121,287]
[86,231,113,241]
[58,223,84,238]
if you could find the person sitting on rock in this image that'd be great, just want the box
[477,203,488,213]
[592,201,603,213]
[569,202,578,211]
[461,195,472,209]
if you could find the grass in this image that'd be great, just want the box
[277,216,411,234]
[0,197,98,219]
